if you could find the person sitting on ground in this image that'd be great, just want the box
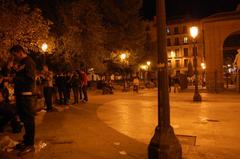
[102,80,114,95]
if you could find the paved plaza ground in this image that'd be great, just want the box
[0,88,240,159]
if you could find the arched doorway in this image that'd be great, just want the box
[223,31,240,90]
[203,7,240,92]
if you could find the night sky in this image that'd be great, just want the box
[143,0,240,19]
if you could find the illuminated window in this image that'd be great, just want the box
[183,37,188,44]
[166,27,170,34]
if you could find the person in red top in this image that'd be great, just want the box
[80,70,88,102]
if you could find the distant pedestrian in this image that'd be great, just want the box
[77,70,83,101]
[173,73,181,93]
[71,71,80,104]
[10,45,36,154]
[133,76,139,93]
[80,70,88,102]
[169,75,172,93]
[56,72,68,105]
[41,65,53,112]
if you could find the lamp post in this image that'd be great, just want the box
[201,62,206,88]
[148,0,182,158]
[190,26,202,102]
[147,61,151,81]
[41,43,48,66]
[120,53,128,91]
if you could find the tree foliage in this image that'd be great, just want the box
[99,0,147,67]
[0,2,52,65]
[53,0,107,72]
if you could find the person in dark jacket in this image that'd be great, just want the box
[56,72,68,105]
[71,71,80,104]
[10,45,36,154]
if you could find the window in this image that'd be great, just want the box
[184,48,188,57]
[168,60,172,67]
[174,27,179,34]
[183,37,188,44]
[184,59,188,67]
[174,37,179,45]
[166,27,170,34]
[175,49,179,57]
[183,26,187,33]
[167,38,171,46]
[175,60,180,68]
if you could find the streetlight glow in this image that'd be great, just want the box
[140,65,148,70]
[201,62,206,70]
[120,53,127,60]
[190,26,199,39]
[147,61,151,66]
[42,43,48,52]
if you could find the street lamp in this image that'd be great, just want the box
[42,43,48,52]
[41,43,48,65]
[148,0,182,158]
[120,53,127,61]
[201,62,206,88]
[190,26,202,102]
[120,53,128,92]
[147,61,151,66]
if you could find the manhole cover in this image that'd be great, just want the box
[176,135,196,146]
[206,119,220,122]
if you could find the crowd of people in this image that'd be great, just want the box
[36,66,89,112]
[0,45,89,154]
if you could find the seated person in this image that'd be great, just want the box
[102,80,113,94]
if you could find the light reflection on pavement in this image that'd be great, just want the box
[97,90,240,159]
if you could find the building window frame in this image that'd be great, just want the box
[184,48,188,57]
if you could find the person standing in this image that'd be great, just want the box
[10,45,36,154]
[71,71,80,104]
[80,70,88,102]
[77,70,83,101]
[173,72,181,93]
[133,76,140,93]
[41,65,53,112]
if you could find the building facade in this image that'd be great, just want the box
[149,16,205,76]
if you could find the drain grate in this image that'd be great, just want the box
[51,140,74,145]
[176,135,196,146]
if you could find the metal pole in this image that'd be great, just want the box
[193,42,202,101]
[148,0,182,158]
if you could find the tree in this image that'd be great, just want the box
[0,2,53,65]
[99,0,147,67]
[54,0,107,72]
